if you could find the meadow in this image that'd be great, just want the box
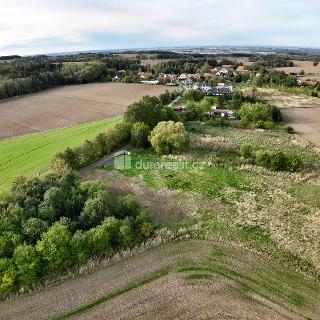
[0,116,121,189]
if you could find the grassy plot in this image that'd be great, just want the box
[0,116,121,189]
[103,122,320,276]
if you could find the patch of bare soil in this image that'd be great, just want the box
[0,83,174,140]
[72,273,308,320]
[281,108,320,147]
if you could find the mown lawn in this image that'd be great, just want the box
[0,116,121,189]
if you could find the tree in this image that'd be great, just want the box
[13,245,39,288]
[0,231,22,258]
[131,122,151,148]
[150,121,189,155]
[71,230,91,264]
[238,103,281,123]
[119,219,135,247]
[80,190,114,228]
[36,222,73,273]
[124,96,167,128]
[38,187,66,223]
[22,218,48,244]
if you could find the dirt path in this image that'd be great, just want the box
[281,107,320,147]
[0,241,211,320]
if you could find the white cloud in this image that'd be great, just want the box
[0,0,319,55]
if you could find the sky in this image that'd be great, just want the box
[0,0,319,56]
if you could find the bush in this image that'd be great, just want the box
[239,103,281,123]
[150,121,189,155]
[269,151,287,171]
[240,144,254,158]
[286,153,302,172]
[208,117,230,127]
[240,117,250,128]
[255,120,274,130]
[255,149,271,167]
[285,126,295,134]
[115,122,132,143]
[131,122,151,148]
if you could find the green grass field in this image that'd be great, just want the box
[0,116,121,189]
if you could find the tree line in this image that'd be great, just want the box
[0,55,143,100]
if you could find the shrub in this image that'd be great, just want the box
[255,149,271,167]
[117,195,140,219]
[240,117,250,128]
[209,117,231,127]
[0,232,22,258]
[240,144,254,158]
[150,121,189,155]
[255,120,274,130]
[131,122,151,148]
[0,260,16,295]
[285,126,295,134]
[87,218,116,256]
[118,218,135,247]
[269,151,287,171]
[286,153,302,172]
[239,103,281,123]
[115,122,132,143]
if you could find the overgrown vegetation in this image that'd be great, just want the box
[0,172,154,296]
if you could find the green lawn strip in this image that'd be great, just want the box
[0,116,121,189]
[52,267,171,320]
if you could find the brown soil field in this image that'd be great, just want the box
[74,273,304,320]
[1,240,318,320]
[275,60,320,78]
[0,241,211,320]
[0,83,174,140]
[281,108,320,147]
